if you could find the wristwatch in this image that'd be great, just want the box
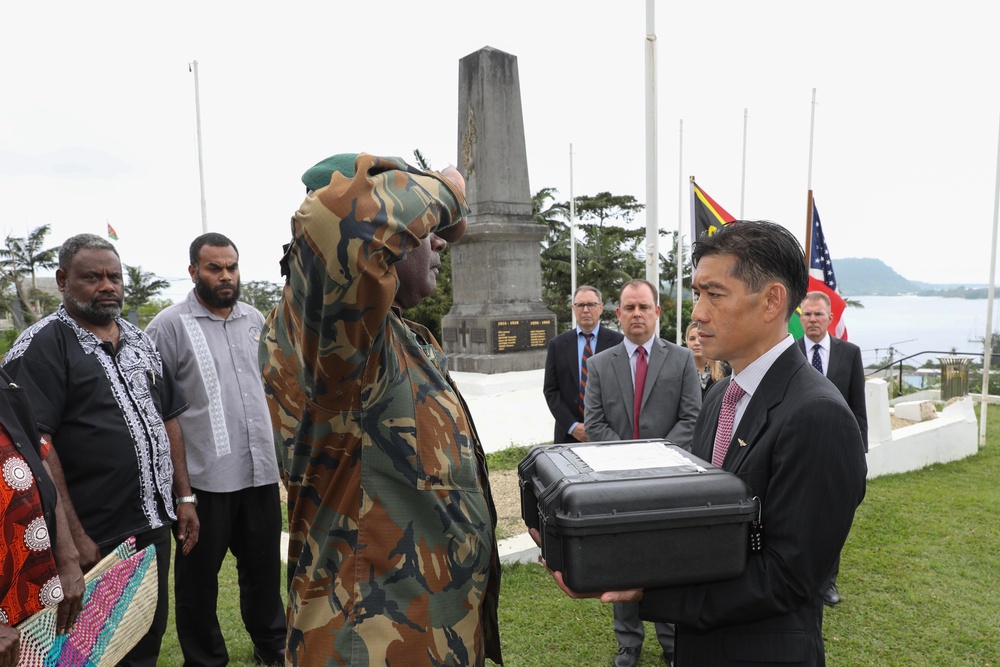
[174,494,198,508]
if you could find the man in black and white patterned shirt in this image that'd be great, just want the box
[2,233,198,667]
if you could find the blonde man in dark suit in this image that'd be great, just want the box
[797,290,868,607]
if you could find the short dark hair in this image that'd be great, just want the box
[190,232,239,266]
[59,233,119,272]
[691,220,807,321]
[619,278,658,303]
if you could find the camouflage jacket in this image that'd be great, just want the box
[260,154,502,666]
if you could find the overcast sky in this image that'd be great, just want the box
[2,1,998,303]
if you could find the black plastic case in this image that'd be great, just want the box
[518,440,758,593]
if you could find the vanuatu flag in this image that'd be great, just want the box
[691,179,736,242]
[107,222,119,241]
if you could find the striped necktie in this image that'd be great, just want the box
[578,332,594,419]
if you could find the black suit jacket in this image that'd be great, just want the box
[798,337,868,451]
[543,326,624,444]
[638,344,867,666]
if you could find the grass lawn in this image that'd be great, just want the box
[158,408,1000,666]
[157,552,284,667]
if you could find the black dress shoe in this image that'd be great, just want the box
[252,647,285,666]
[822,582,841,606]
[612,646,641,667]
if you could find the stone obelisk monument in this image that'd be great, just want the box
[442,46,555,373]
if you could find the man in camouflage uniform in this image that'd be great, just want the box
[259,153,501,666]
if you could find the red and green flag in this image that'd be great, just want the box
[691,179,736,241]
[107,222,119,241]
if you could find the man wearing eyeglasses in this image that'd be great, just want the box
[543,286,624,444]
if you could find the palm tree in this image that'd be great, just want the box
[124,265,170,326]
[0,224,59,325]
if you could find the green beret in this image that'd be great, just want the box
[301,153,359,192]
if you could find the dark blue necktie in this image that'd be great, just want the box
[811,344,823,374]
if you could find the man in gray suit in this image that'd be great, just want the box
[584,279,702,667]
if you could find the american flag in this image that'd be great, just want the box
[808,201,848,339]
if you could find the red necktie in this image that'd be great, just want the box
[578,333,594,419]
[633,346,648,439]
[712,379,746,467]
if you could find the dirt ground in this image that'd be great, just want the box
[490,469,524,540]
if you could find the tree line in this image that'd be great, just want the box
[0,226,284,346]
[3,181,687,349]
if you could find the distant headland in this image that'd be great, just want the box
[836,258,990,298]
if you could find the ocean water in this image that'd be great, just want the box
[150,287,994,370]
[843,295,998,368]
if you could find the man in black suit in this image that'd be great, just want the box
[537,221,867,667]
[797,292,868,451]
[543,286,624,444]
[798,290,868,607]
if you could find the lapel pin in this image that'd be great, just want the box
[738,438,748,448]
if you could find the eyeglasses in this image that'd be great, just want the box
[800,311,829,319]
[573,302,601,310]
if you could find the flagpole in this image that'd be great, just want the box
[570,143,577,329]
[980,111,1000,448]
[676,119,684,345]
[804,88,817,264]
[740,108,748,219]
[644,0,660,290]
[190,60,208,234]
[689,175,696,241]
[805,190,814,269]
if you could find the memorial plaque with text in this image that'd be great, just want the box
[492,318,555,353]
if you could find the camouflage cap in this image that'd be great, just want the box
[301,153,359,192]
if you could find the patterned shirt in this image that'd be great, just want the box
[260,154,501,666]
[147,291,279,492]
[0,424,61,626]
[3,308,187,547]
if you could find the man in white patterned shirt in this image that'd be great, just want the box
[147,233,285,667]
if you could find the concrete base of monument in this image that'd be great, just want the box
[441,311,557,374]
[447,350,548,374]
